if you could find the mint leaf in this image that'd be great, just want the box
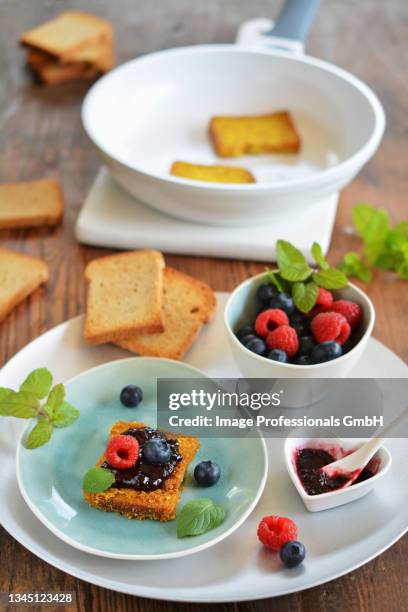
[292,281,319,313]
[311,242,329,270]
[265,270,290,294]
[83,467,115,493]
[0,388,13,402]
[397,258,408,279]
[352,204,389,242]
[276,240,308,269]
[177,498,226,538]
[25,420,53,449]
[394,222,408,239]
[44,383,65,417]
[352,204,389,264]
[276,240,312,282]
[52,401,80,428]
[0,390,39,418]
[313,268,348,290]
[20,368,52,399]
[280,265,313,282]
[338,252,372,283]
[352,203,377,236]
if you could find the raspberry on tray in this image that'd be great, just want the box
[257,515,298,551]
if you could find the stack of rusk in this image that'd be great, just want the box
[83,250,216,361]
[20,11,114,86]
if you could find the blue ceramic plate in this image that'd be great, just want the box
[16,358,267,560]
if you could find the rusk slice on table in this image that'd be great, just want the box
[20,11,113,60]
[116,267,216,360]
[170,161,255,184]
[84,421,200,521]
[0,179,63,229]
[27,38,114,74]
[33,61,99,86]
[209,111,301,157]
[84,250,165,345]
[0,250,48,322]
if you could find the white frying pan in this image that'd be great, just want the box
[81,0,385,225]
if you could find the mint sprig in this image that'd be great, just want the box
[338,204,408,282]
[83,467,115,493]
[177,498,226,538]
[0,368,80,449]
[269,240,348,313]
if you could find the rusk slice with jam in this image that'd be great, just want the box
[84,421,200,521]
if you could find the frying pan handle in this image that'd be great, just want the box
[268,0,320,44]
[235,0,320,53]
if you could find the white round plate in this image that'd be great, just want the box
[0,293,407,603]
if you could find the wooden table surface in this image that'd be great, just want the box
[0,1,407,610]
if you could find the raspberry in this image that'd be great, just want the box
[266,325,299,357]
[257,516,298,551]
[311,312,351,345]
[331,300,361,330]
[255,308,289,338]
[106,435,139,469]
[308,288,333,317]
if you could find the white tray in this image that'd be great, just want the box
[0,293,407,603]
[75,169,338,262]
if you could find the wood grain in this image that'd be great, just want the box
[0,1,407,611]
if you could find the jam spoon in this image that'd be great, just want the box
[320,408,408,488]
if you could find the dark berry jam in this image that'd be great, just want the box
[296,448,374,496]
[102,427,182,492]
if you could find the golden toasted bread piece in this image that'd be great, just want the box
[84,421,200,521]
[0,179,63,229]
[84,250,165,345]
[0,250,48,322]
[21,11,113,60]
[32,60,98,86]
[209,111,301,157]
[27,37,114,74]
[116,267,216,360]
[170,161,255,184]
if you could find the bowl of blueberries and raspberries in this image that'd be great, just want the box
[224,272,375,377]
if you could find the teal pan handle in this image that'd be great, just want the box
[267,0,320,42]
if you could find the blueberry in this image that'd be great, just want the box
[256,283,276,304]
[290,311,304,326]
[290,312,310,336]
[120,385,143,408]
[298,335,316,356]
[236,325,254,340]
[311,341,342,364]
[194,460,221,487]
[240,333,257,346]
[267,349,288,363]
[244,336,267,356]
[295,354,313,365]
[142,438,171,465]
[280,541,306,568]
[269,293,295,315]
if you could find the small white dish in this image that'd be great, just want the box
[284,436,392,512]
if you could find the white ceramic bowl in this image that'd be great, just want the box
[81,45,385,225]
[284,436,392,512]
[224,272,375,378]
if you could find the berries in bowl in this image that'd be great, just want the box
[224,241,375,378]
